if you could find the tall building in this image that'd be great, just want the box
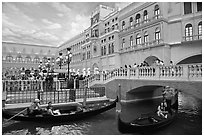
[58,2,202,76]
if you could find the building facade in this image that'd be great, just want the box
[2,2,202,78]
[58,2,202,76]
[2,42,58,78]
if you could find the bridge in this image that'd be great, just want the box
[83,63,202,100]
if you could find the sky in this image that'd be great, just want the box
[2,2,131,47]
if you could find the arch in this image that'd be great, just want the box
[122,21,125,29]
[198,21,202,39]
[129,17,133,26]
[135,14,141,24]
[144,56,160,66]
[155,27,161,40]
[143,10,148,21]
[176,54,202,65]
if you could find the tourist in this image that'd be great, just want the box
[27,99,42,116]
[46,102,61,115]
[157,102,168,118]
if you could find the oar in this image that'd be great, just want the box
[5,108,27,122]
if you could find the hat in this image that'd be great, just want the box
[34,99,40,102]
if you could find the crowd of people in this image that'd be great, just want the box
[121,60,173,70]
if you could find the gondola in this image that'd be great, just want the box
[117,108,177,133]
[2,99,117,123]
[116,87,178,133]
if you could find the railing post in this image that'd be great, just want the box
[155,66,160,79]
[182,64,189,80]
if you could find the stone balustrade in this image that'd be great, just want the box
[83,63,202,87]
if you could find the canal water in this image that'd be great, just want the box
[2,92,202,135]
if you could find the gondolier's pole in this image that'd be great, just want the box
[5,108,27,122]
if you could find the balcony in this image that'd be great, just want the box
[182,34,202,42]
[120,14,164,34]
[119,39,164,53]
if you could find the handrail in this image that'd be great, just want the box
[83,63,202,87]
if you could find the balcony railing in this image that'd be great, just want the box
[183,34,202,42]
[82,63,202,87]
[120,14,163,33]
[119,39,164,53]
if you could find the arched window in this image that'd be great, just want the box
[43,56,47,63]
[16,54,23,63]
[104,45,106,55]
[135,14,141,26]
[136,34,142,45]
[111,43,114,53]
[101,46,104,56]
[122,38,125,48]
[122,21,125,30]
[112,25,115,30]
[198,21,202,39]
[6,55,13,62]
[25,56,32,63]
[144,10,148,23]
[185,23,193,41]
[130,36,133,46]
[34,56,40,64]
[108,44,111,54]
[144,31,149,45]
[154,4,160,19]
[155,28,161,43]
[130,17,133,27]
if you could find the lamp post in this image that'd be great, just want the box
[66,48,72,81]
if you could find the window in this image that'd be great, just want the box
[198,22,202,39]
[122,38,125,48]
[136,34,142,45]
[87,51,91,59]
[111,43,114,54]
[104,45,106,55]
[197,2,202,12]
[155,28,161,44]
[130,17,133,26]
[144,31,149,45]
[25,56,31,63]
[154,5,160,19]
[108,44,111,54]
[185,24,193,41]
[130,36,133,46]
[82,53,86,60]
[112,25,115,30]
[135,14,141,26]
[144,10,148,23]
[94,45,97,53]
[122,21,125,30]
[112,35,114,39]
[184,2,192,14]
[6,55,13,62]
[16,55,23,62]
[101,47,103,56]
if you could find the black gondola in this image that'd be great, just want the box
[116,88,178,133]
[3,99,117,123]
[117,108,177,133]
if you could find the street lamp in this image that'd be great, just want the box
[65,48,72,80]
